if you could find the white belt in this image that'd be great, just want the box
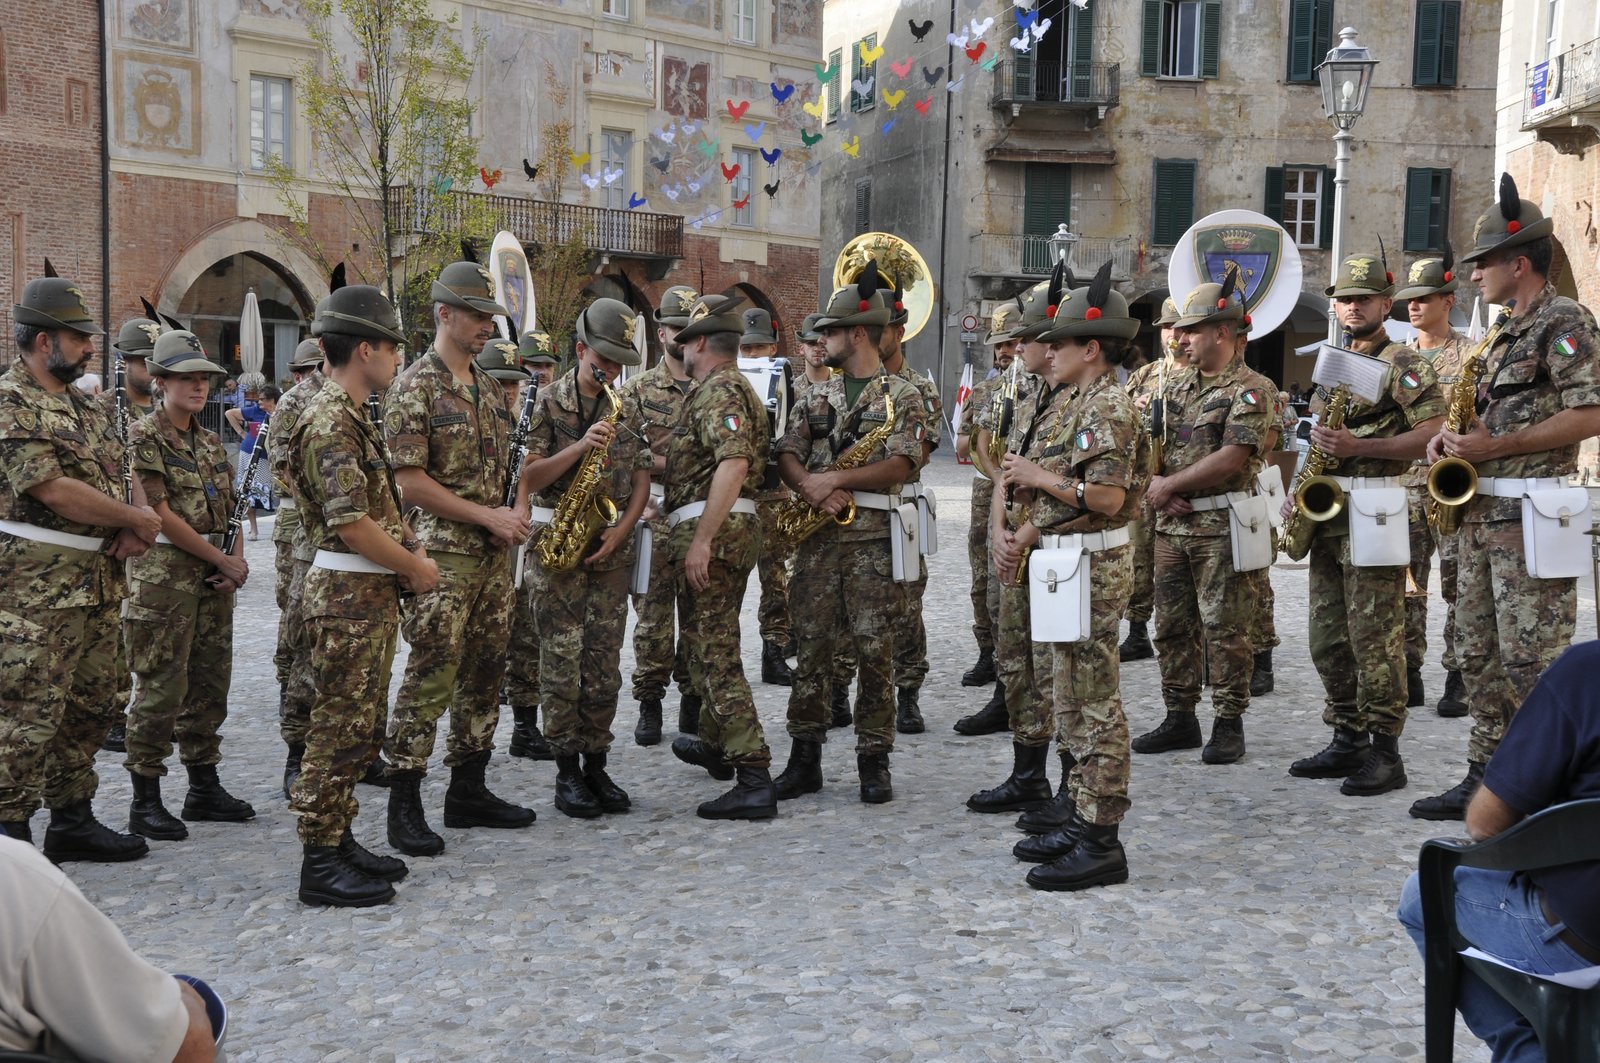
[0,519,106,553]
[905,483,928,498]
[1186,490,1256,513]
[1478,476,1570,498]
[155,533,224,548]
[277,498,296,511]
[973,468,991,482]
[312,548,394,575]
[1327,475,1401,490]
[852,489,904,511]
[667,498,757,528]
[1037,527,1131,552]
[528,506,557,524]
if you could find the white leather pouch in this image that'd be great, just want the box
[1028,546,1090,643]
[1256,465,1287,531]
[917,488,938,556]
[1228,496,1273,572]
[630,521,653,595]
[1521,487,1592,579]
[1347,487,1410,568]
[890,502,921,583]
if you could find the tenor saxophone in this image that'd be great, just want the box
[769,382,898,549]
[1426,303,1513,536]
[1278,385,1350,562]
[535,368,622,572]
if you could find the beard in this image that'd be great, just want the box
[45,335,89,385]
[664,339,684,362]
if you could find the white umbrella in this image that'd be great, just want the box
[239,289,264,375]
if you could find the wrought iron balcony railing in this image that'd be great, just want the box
[386,185,684,260]
[991,61,1120,112]
[970,233,1135,279]
[1522,36,1600,129]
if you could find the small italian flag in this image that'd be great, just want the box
[1556,334,1579,356]
[1075,429,1095,450]
[723,414,742,431]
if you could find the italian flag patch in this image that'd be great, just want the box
[723,414,742,431]
[1556,334,1579,356]
[1241,389,1262,406]
[1400,369,1421,389]
[1075,429,1095,450]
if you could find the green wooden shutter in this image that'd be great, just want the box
[1288,0,1315,82]
[1264,167,1285,224]
[1201,1,1222,78]
[1140,0,1161,76]
[826,48,841,119]
[859,34,877,111]
[1414,1,1442,85]
[1320,165,1335,249]
[1438,2,1460,86]
[1403,168,1434,250]
[1432,169,1452,249]
[1152,160,1196,244]
[1313,1,1334,71]
[1024,164,1073,271]
[1072,0,1095,97]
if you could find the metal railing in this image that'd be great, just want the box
[1522,36,1600,128]
[991,61,1120,108]
[386,186,684,260]
[969,233,1136,278]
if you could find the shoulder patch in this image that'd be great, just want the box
[336,466,361,494]
[1555,333,1580,357]
[722,414,742,432]
[1399,369,1422,390]
[384,410,405,435]
[1075,428,1095,451]
[136,442,160,465]
[1240,389,1262,407]
[13,409,37,433]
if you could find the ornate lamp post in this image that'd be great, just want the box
[1316,26,1379,343]
[1047,223,1080,272]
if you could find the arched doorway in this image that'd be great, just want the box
[173,252,310,385]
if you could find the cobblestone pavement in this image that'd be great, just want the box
[41,457,1580,1061]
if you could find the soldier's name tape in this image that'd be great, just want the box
[0,519,106,553]
[1036,526,1132,552]
[1480,476,1570,498]
[154,533,224,548]
[312,548,394,575]
[666,497,757,528]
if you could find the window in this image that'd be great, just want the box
[854,178,871,235]
[1544,0,1561,61]
[826,48,842,122]
[249,75,291,171]
[1265,165,1333,249]
[1404,168,1452,252]
[601,0,629,18]
[851,34,877,113]
[731,0,755,43]
[1411,1,1461,86]
[732,146,756,227]
[1151,159,1196,245]
[1023,164,1073,273]
[600,128,631,210]
[1286,0,1334,83]
[1140,1,1220,79]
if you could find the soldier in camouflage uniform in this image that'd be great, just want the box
[1119,298,1183,664]
[1004,265,1148,891]
[771,279,929,804]
[123,331,257,841]
[1394,259,1470,717]
[662,296,779,819]
[739,308,798,688]
[1411,174,1600,820]
[290,284,434,907]
[1284,254,1447,797]
[1243,325,1291,698]
[381,261,536,856]
[523,299,654,818]
[1134,280,1271,765]
[0,272,156,861]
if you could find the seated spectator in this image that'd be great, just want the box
[1397,641,1600,1063]
[0,835,216,1061]
[218,377,243,410]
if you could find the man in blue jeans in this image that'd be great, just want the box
[1397,641,1600,1062]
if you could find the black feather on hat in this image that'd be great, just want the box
[1499,172,1521,224]
[1217,264,1239,307]
[140,296,161,323]
[1378,235,1394,285]
[43,259,58,279]
[1045,259,1069,318]
[460,237,479,264]
[1084,260,1113,321]
[854,260,881,310]
[329,263,347,292]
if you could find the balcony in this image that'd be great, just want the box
[969,233,1136,282]
[385,186,684,261]
[991,61,1119,121]
[1521,36,1600,155]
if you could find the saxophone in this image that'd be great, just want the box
[769,381,898,549]
[1426,304,1513,536]
[536,368,622,571]
[1278,385,1350,562]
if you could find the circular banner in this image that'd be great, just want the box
[1169,209,1304,336]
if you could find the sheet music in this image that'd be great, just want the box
[1311,344,1390,405]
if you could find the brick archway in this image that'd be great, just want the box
[155,219,323,323]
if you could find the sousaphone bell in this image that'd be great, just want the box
[832,232,934,341]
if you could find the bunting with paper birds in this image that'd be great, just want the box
[479,166,502,189]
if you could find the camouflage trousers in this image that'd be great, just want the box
[122,578,234,776]
[995,575,1054,748]
[1455,519,1575,765]
[1404,487,1459,672]
[756,499,794,644]
[893,558,930,693]
[1048,542,1133,826]
[290,614,398,846]
[786,535,904,754]
[0,601,121,821]
[1307,532,1407,736]
[628,516,691,702]
[676,557,772,767]
[1125,502,1155,624]
[968,476,997,652]
[1153,532,1252,719]
[278,557,330,748]
[502,564,542,707]
[273,540,295,685]
[1247,549,1280,652]
[385,550,515,774]
[534,561,630,756]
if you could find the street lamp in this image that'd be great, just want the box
[1047,223,1079,271]
[1316,26,1378,343]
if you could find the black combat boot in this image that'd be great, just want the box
[1288,728,1371,779]
[967,743,1053,813]
[1249,650,1274,696]
[830,686,853,729]
[1409,762,1484,821]
[359,756,393,788]
[774,738,824,799]
[895,687,926,735]
[181,764,256,822]
[1132,710,1202,754]
[386,770,445,855]
[1436,670,1468,718]
[282,742,305,800]
[508,706,555,759]
[961,648,997,686]
[857,752,893,804]
[697,766,779,821]
[678,693,703,735]
[1016,749,1077,834]
[1013,810,1089,864]
[444,750,537,828]
[1026,823,1129,892]
[553,755,604,819]
[1341,733,1407,796]
[1407,666,1425,708]
[298,844,395,908]
[0,821,32,844]
[671,736,735,781]
[1201,716,1246,765]
[582,751,631,813]
[102,719,127,753]
[42,801,147,864]
[1118,621,1154,662]
[128,771,187,840]
[953,680,1009,736]
[633,697,663,747]
[761,641,794,686]
[338,829,408,882]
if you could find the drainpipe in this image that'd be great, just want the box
[98,0,112,374]
[933,0,957,410]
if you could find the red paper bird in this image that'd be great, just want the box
[733,194,752,209]
[480,167,502,189]
[726,99,751,119]
[721,161,741,181]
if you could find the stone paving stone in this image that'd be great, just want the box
[34,456,1567,1060]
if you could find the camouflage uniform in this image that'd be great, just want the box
[664,362,771,765]
[270,372,325,749]
[776,372,929,752]
[960,373,1002,653]
[1121,358,1167,626]
[1151,359,1270,721]
[1401,333,1467,675]
[1304,338,1446,737]
[122,406,237,777]
[0,364,128,823]
[888,359,942,695]
[1247,389,1300,656]
[501,569,542,705]
[382,349,517,773]
[525,369,653,755]
[1453,287,1600,764]
[287,380,406,847]
[95,391,154,729]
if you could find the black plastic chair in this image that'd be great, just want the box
[1419,796,1600,1063]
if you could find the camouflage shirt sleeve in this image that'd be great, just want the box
[382,374,431,470]
[0,397,68,497]
[885,378,929,469]
[523,387,558,461]
[623,391,654,473]
[302,419,373,528]
[1387,349,1448,427]
[128,417,167,508]
[773,389,816,463]
[700,374,765,467]
[1221,379,1271,451]
[1543,301,1600,410]
[916,376,944,451]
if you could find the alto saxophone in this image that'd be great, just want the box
[770,382,898,549]
[536,368,621,572]
[1426,304,1513,536]
[1278,385,1350,562]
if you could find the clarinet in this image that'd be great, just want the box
[504,384,537,507]
[113,352,133,502]
[218,417,268,560]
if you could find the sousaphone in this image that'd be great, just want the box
[833,232,934,341]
